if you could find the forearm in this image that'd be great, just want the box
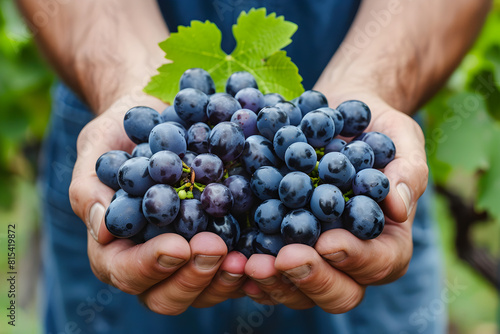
[16,0,169,114]
[315,0,491,114]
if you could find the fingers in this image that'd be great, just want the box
[315,214,414,285]
[274,244,365,314]
[139,232,228,315]
[244,254,315,310]
[191,251,248,308]
[87,231,191,295]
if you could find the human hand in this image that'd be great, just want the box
[243,92,428,313]
[69,93,248,315]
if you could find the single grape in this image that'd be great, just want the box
[275,101,302,126]
[208,121,245,162]
[223,175,255,214]
[341,141,375,172]
[206,93,242,125]
[95,150,131,190]
[132,143,152,158]
[273,125,307,160]
[132,223,176,244]
[250,166,283,200]
[164,121,188,141]
[240,135,281,174]
[254,199,287,234]
[160,105,188,128]
[253,232,285,256]
[187,122,211,154]
[148,150,183,185]
[123,106,162,144]
[343,195,384,240]
[179,68,216,95]
[227,165,251,179]
[281,209,321,246]
[173,199,209,240]
[337,100,371,137]
[295,90,328,116]
[324,138,347,153]
[299,109,335,148]
[235,87,265,113]
[226,71,258,96]
[207,214,241,252]
[237,228,258,258]
[256,107,290,141]
[111,188,127,202]
[357,131,396,168]
[284,142,317,174]
[317,107,344,137]
[310,184,345,222]
[105,195,147,238]
[263,93,285,107]
[352,168,390,202]
[201,183,234,217]
[182,150,197,167]
[174,88,209,124]
[142,184,180,226]
[231,109,259,138]
[317,152,356,191]
[321,218,343,233]
[149,123,187,157]
[278,171,313,209]
[117,157,156,196]
[190,153,224,184]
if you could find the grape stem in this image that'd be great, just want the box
[343,189,354,202]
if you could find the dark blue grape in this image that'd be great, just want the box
[111,188,127,202]
[254,232,285,256]
[337,100,371,137]
[284,142,317,174]
[237,228,258,258]
[235,87,265,113]
[263,93,285,107]
[231,109,259,138]
[317,152,356,191]
[174,88,209,124]
[190,153,224,184]
[296,90,328,117]
[149,123,187,157]
[324,138,347,153]
[299,110,335,148]
[123,106,161,144]
[182,151,198,167]
[343,195,384,240]
[227,165,251,179]
[208,121,245,162]
[250,166,283,200]
[105,195,147,238]
[240,135,281,174]
[187,122,211,154]
[117,157,156,196]
[321,218,343,233]
[254,199,287,234]
[173,199,208,240]
[357,131,396,168]
[275,101,302,126]
[352,168,390,202]
[201,183,234,217]
[341,141,374,172]
[96,150,131,190]
[310,184,345,222]
[278,171,313,209]
[133,223,176,244]
[223,175,255,214]
[226,71,258,96]
[142,184,180,226]
[164,121,188,141]
[273,125,307,160]
[132,143,153,158]
[207,93,242,125]
[148,150,183,185]
[207,214,241,251]
[256,106,290,141]
[317,107,344,137]
[160,105,189,128]
[179,68,216,95]
[281,209,320,246]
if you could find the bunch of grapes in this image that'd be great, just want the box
[96,68,396,256]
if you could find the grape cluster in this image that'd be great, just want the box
[96,68,396,256]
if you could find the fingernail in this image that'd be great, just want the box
[397,183,412,216]
[220,271,243,283]
[284,265,311,280]
[323,251,347,263]
[158,255,185,269]
[89,203,105,242]
[254,276,277,286]
[194,255,221,270]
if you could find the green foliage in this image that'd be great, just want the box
[145,8,304,103]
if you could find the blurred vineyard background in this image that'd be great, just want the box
[0,0,499,333]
